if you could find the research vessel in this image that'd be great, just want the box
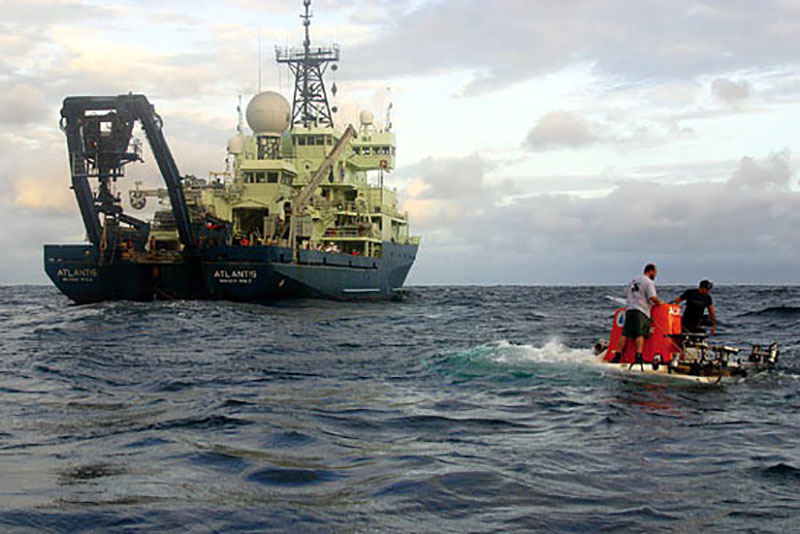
[44,1,419,303]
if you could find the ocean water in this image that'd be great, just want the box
[1,284,799,533]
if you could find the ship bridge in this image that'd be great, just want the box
[350,131,396,171]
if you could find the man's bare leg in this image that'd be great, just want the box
[613,335,627,362]
[635,336,645,369]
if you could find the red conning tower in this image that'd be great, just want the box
[604,304,683,364]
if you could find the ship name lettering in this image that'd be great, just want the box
[58,268,98,278]
[214,269,258,283]
[57,268,99,281]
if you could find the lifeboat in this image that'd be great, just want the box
[594,304,778,384]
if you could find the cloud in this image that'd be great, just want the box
[0,84,49,125]
[416,153,486,199]
[9,142,74,213]
[524,111,598,150]
[711,78,751,102]
[728,150,792,190]
[0,0,114,25]
[47,27,222,99]
[403,151,800,284]
[342,0,800,94]
[402,154,508,235]
[14,180,74,212]
[0,202,83,284]
[0,130,83,283]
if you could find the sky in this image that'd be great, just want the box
[2,0,800,286]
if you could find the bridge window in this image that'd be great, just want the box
[267,172,278,183]
[298,136,307,146]
[362,147,370,155]
[353,147,361,155]
[255,172,265,183]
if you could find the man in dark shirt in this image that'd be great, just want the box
[673,280,716,335]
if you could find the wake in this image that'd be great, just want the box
[471,339,597,366]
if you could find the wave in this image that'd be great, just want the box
[739,306,800,318]
[429,339,598,383]
[487,339,597,365]
[246,466,343,487]
[757,463,800,485]
[445,339,595,365]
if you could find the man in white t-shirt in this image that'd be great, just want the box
[610,263,663,365]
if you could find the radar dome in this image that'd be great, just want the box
[359,110,374,126]
[227,134,246,155]
[246,91,291,135]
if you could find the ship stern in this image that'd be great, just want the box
[44,244,155,303]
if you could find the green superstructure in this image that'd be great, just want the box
[153,96,418,259]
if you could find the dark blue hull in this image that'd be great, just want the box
[44,242,417,304]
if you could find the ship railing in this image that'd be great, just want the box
[323,226,375,239]
[70,152,96,178]
[207,171,231,186]
[372,206,407,219]
[141,250,183,262]
[275,44,340,63]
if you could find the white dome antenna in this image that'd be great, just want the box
[246,91,291,136]
[359,109,374,132]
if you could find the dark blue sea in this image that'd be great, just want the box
[1,285,799,533]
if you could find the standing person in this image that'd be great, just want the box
[610,263,663,364]
[672,280,716,336]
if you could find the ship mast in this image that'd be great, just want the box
[276,0,340,129]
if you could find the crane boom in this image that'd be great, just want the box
[288,124,357,254]
[60,95,196,249]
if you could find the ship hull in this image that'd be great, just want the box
[44,242,417,304]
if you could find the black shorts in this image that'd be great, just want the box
[622,309,651,338]
[682,323,705,334]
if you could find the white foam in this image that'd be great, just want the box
[487,339,597,366]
